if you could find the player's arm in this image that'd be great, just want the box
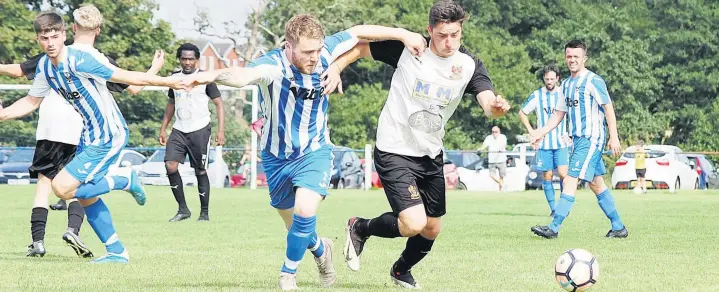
[459,46,510,119]
[592,77,621,156]
[0,53,46,79]
[533,110,567,143]
[0,64,24,78]
[518,111,534,133]
[0,96,42,120]
[345,25,426,56]
[126,50,166,95]
[208,83,225,146]
[519,92,538,132]
[183,66,265,89]
[158,90,175,146]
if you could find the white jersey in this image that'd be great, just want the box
[482,134,507,163]
[36,91,83,145]
[557,69,612,145]
[521,86,568,150]
[369,40,494,158]
[167,69,221,133]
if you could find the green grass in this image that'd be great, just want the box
[0,186,717,291]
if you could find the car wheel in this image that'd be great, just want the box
[224,177,230,188]
[457,181,467,190]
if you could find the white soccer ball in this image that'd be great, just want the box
[555,249,599,291]
[633,186,643,194]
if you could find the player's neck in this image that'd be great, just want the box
[571,68,588,78]
[49,47,66,66]
[73,36,96,46]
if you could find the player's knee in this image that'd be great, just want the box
[51,182,73,200]
[422,220,442,239]
[293,205,317,218]
[165,162,178,174]
[398,213,427,236]
[543,172,554,181]
[589,179,606,194]
[195,169,207,176]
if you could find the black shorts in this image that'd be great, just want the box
[636,168,646,178]
[29,140,77,179]
[165,124,212,170]
[374,147,446,218]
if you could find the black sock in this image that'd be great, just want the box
[67,201,84,235]
[394,234,435,273]
[30,207,48,242]
[357,212,402,238]
[197,172,210,213]
[168,171,188,213]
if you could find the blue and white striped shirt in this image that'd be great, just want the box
[557,70,611,145]
[28,44,127,147]
[249,31,358,160]
[521,87,568,150]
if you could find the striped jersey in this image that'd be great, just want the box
[28,44,127,147]
[556,70,612,145]
[248,30,358,160]
[521,86,568,150]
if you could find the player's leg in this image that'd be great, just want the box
[497,163,507,191]
[556,147,570,194]
[165,129,190,221]
[636,169,647,193]
[488,164,502,191]
[277,208,327,260]
[537,149,556,215]
[188,125,212,221]
[589,162,628,238]
[345,149,425,271]
[27,174,52,257]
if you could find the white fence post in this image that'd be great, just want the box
[364,144,372,191]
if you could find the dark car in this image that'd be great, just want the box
[685,154,719,189]
[331,146,363,189]
[0,149,37,185]
[525,156,562,190]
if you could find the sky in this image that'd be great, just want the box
[154,0,260,42]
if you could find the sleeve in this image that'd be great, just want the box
[27,65,50,98]
[20,53,45,80]
[324,30,359,63]
[74,51,118,82]
[247,54,283,84]
[520,91,538,115]
[205,82,222,99]
[555,90,568,112]
[369,40,407,68]
[591,77,611,105]
[104,56,129,93]
[167,89,175,104]
[459,46,494,96]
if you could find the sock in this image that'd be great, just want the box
[30,207,49,242]
[281,214,316,274]
[548,194,575,233]
[74,176,129,200]
[596,189,625,231]
[167,171,188,212]
[84,198,125,255]
[356,212,402,238]
[197,172,210,213]
[308,232,325,258]
[394,234,435,273]
[67,201,85,235]
[542,181,556,212]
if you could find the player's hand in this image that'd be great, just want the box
[150,50,165,72]
[159,132,167,146]
[529,129,544,145]
[165,76,185,90]
[181,73,215,90]
[320,63,343,95]
[216,130,226,146]
[562,134,573,146]
[401,30,427,57]
[487,95,510,118]
[608,136,621,157]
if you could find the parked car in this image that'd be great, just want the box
[611,145,699,192]
[138,148,231,188]
[525,155,562,190]
[0,150,10,165]
[445,151,481,168]
[105,150,147,176]
[360,158,382,189]
[231,163,268,187]
[684,154,719,189]
[443,153,460,190]
[456,154,529,192]
[0,149,36,185]
[330,147,363,189]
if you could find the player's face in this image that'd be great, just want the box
[428,22,462,58]
[288,37,323,75]
[179,50,199,74]
[544,71,559,90]
[565,48,587,73]
[36,30,66,58]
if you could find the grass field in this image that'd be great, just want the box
[0,185,717,292]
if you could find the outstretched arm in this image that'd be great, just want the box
[126,50,166,95]
[530,111,567,143]
[182,66,265,89]
[519,110,534,133]
[0,64,24,78]
[345,25,426,56]
[0,96,42,120]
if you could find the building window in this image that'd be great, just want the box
[200,56,207,70]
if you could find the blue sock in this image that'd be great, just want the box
[542,181,556,212]
[596,189,625,231]
[548,194,575,233]
[281,214,315,274]
[84,198,125,254]
[308,232,325,258]
[74,176,129,200]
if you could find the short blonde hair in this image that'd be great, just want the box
[73,4,103,31]
[285,14,324,45]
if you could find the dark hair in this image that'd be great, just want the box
[34,12,64,34]
[429,0,468,27]
[176,43,200,59]
[565,39,587,52]
[543,64,560,78]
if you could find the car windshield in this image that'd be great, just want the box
[6,149,34,163]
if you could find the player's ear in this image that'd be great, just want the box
[426,25,432,36]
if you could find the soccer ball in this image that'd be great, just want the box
[555,249,599,291]
[633,186,643,194]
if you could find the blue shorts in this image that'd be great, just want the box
[536,148,570,171]
[568,136,606,182]
[65,135,127,184]
[262,145,333,210]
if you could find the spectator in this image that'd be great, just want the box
[479,126,508,191]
